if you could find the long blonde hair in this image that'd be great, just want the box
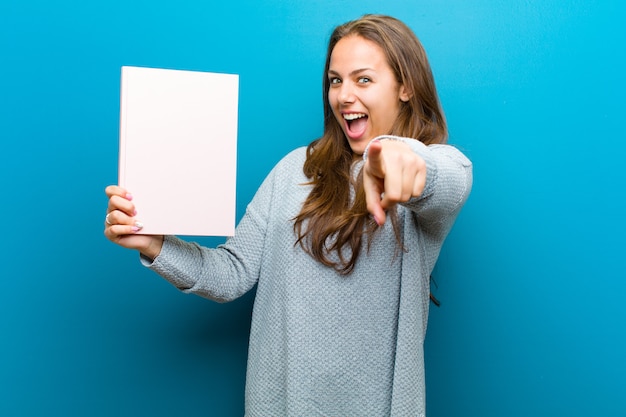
[293,14,447,274]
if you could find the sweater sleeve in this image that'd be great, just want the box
[401,139,473,240]
[140,161,279,303]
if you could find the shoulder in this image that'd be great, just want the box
[277,146,307,166]
[244,147,309,215]
[268,146,308,177]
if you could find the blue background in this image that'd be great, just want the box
[1,0,624,416]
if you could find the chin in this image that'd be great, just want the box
[347,143,366,157]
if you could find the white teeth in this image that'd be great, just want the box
[343,113,366,121]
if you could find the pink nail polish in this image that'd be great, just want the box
[132,226,140,232]
[125,193,133,201]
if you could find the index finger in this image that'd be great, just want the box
[105,185,131,199]
[364,176,386,226]
[364,141,385,178]
[105,185,136,217]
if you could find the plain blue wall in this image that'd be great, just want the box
[1,1,624,416]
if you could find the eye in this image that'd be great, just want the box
[357,76,371,84]
[329,77,342,85]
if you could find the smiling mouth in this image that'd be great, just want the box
[344,113,368,137]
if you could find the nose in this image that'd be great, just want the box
[338,82,355,104]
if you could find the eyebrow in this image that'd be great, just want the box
[327,68,375,77]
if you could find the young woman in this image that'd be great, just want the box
[105,14,472,416]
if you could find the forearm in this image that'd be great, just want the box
[140,235,257,302]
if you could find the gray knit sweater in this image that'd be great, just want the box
[145,138,472,416]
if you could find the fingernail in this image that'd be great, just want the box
[134,221,144,229]
[373,215,381,226]
[133,209,137,216]
[125,193,133,201]
[132,226,140,232]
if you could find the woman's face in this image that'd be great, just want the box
[328,35,409,156]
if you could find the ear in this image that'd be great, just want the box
[399,85,411,102]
